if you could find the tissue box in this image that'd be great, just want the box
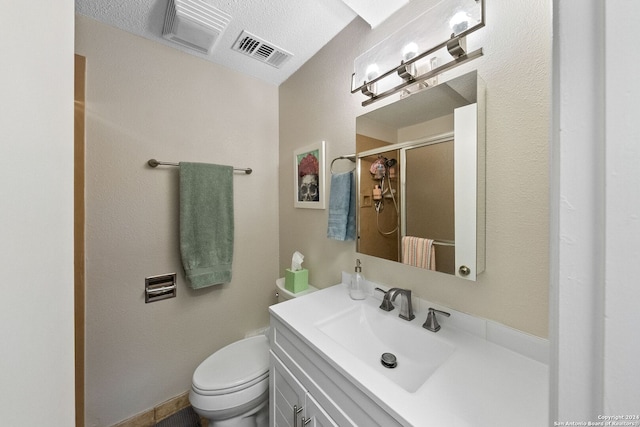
[285,268,308,293]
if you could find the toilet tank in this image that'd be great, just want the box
[275,278,318,303]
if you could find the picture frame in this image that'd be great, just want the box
[294,141,326,209]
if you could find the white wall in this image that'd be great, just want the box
[76,15,280,426]
[549,0,605,419]
[550,0,640,420]
[603,1,640,414]
[0,2,76,425]
[279,0,551,337]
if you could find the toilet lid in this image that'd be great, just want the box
[193,335,269,394]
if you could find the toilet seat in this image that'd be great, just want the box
[190,335,270,415]
[190,376,268,413]
[192,335,269,396]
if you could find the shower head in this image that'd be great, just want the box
[385,158,397,167]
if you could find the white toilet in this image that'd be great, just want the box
[189,279,318,427]
[274,277,319,303]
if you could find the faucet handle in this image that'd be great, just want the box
[423,308,450,332]
[376,287,395,311]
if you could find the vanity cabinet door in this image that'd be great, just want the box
[271,352,339,427]
[271,355,305,427]
[271,317,399,427]
[302,394,338,427]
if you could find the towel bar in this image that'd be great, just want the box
[147,159,252,174]
[330,155,356,174]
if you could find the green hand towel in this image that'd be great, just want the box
[180,162,234,289]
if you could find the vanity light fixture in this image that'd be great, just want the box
[351,0,485,106]
[362,63,380,97]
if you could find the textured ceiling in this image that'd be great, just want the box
[75,0,411,86]
[75,0,360,86]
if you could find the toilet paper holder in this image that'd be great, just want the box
[145,273,177,303]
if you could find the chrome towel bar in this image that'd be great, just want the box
[148,158,252,174]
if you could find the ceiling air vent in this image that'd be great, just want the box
[162,0,231,54]
[232,30,293,68]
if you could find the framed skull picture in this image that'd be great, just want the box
[294,141,326,209]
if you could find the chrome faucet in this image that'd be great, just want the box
[423,308,450,332]
[379,288,415,321]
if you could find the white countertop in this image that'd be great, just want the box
[269,283,549,427]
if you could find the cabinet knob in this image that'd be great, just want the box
[458,265,471,276]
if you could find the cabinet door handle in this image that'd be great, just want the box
[293,404,303,427]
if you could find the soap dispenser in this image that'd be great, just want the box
[350,259,366,300]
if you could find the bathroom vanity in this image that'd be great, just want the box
[268,280,548,426]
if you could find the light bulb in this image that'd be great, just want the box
[365,63,379,81]
[399,42,418,80]
[402,42,419,61]
[449,11,472,35]
[362,64,379,97]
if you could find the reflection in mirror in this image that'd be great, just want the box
[356,70,485,280]
[356,145,400,262]
[404,139,455,274]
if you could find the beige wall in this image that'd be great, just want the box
[76,15,280,426]
[279,0,551,337]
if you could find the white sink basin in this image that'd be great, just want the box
[315,302,455,392]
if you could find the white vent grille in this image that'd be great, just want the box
[163,0,231,54]
[232,31,293,68]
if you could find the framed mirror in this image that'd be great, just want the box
[356,70,485,280]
